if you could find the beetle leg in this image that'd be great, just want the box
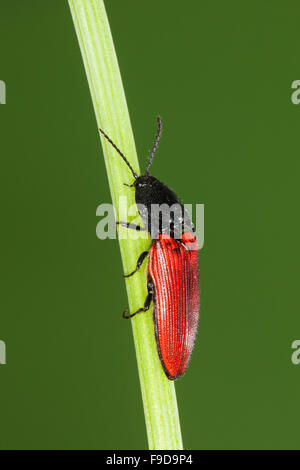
[123,277,154,319]
[123,292,152,319]
[116,221,146,231]
[124,251,149,278]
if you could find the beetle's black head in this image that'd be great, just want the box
[134,174,156,191]
[134,175,190,239]
[134,175,164,209]
[134,175,180,207]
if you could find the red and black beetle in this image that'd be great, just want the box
[99,117,200,380]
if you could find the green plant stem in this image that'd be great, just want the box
[68,0,183,450]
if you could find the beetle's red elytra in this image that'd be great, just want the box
[149,233,199,380]
[99,117,200,380]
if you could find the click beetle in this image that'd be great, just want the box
[99,117,200,380]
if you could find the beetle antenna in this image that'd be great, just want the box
[99,128,138,179]
[146,116,162,175]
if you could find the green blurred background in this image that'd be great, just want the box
[0,0,300,450]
